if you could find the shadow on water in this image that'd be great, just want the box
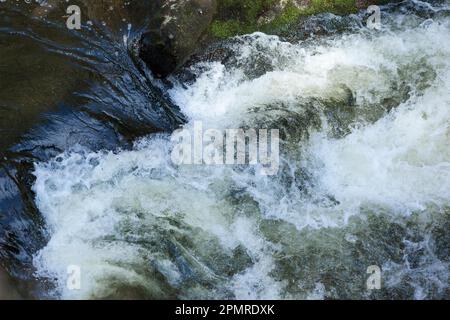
[0,1,184,298]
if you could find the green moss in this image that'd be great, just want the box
[210,20,245,39]
[309,0,358,15]
[210,0,278,38]
[265,0,359,33]
[216,0,278,22]
[263,2,303,33]
[210,0,368,39]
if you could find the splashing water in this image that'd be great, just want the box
[32,2,450,299]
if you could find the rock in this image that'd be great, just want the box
[28,0,398,79]
[32,0,153,34]
[138,0,399,77]
[0,267,21,300]
[209,0,401,39]
[139,0,217,78]
[355,0,390,9]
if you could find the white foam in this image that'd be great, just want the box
[33,13,450,299]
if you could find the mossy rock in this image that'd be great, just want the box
[210,0,396,38]
[138,0,398,77]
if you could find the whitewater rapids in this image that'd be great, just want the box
[32,1,450,299]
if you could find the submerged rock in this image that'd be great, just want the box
[0,267,21,299]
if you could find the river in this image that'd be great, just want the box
[0,0,449,299]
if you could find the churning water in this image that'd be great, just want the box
[6,1,450,299]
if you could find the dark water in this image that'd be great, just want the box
[1,0,450,299]
[0,0,183,298]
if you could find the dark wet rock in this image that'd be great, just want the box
[356,0,391,9]
[286,12,364,40]
[138,0,404,77]
[0,267,22,299]
[0,2,187,298]
[31,0,153,30]
[139,0,218,78]
[0,153,46,298]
